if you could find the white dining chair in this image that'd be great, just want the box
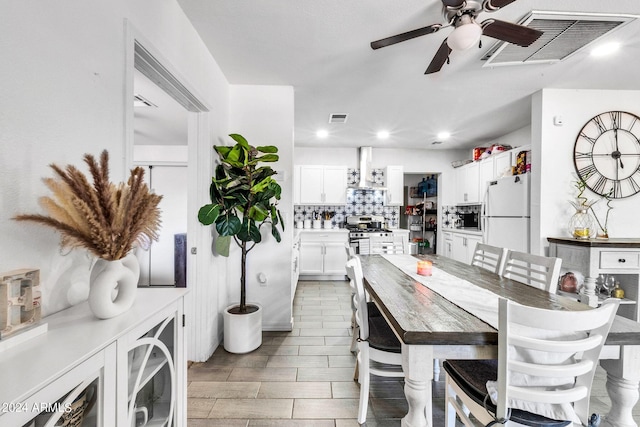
[471,242,507,275]
[345,256,403,424]
[444,297,619,427]
[501,250,562,293]
[370,235,407,254]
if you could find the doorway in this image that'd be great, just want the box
[130,40,208,287]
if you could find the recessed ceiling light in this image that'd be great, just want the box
[316,129,329,139]
[377,130,390,140]
[437,131,451,140]
[591,42,620,57]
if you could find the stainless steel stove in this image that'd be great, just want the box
[346,215,393,254]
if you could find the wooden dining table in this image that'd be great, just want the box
[359,253,640,427]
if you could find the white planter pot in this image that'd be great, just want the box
[223,303,262,354]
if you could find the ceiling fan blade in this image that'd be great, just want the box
[425,39,452,74]
[483,0,517,10]
[481,19,543,47]
[441,0,466,7]
[371,24,441,50]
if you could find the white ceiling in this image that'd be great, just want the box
[174,0,640,150]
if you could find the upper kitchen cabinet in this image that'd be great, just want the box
[455,162,480,204]
[385,165,403,206]
[297,165,348,204]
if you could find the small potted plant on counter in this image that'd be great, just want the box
[197,134,283,353]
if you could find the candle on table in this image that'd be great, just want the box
[417,260,432,276]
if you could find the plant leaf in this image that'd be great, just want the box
[256,145,278,153]
[216,214,242,236]
[271,224,281,242]
[229,134,250,150]
[198,204,220,225]
[215,235,231,257]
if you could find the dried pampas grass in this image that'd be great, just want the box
[14,150,162,261]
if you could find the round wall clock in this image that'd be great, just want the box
[574,110,640,198]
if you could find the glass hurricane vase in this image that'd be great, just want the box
[568,201,596,240]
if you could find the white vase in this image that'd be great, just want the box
[89,253,140,319]
[223,303,262,353]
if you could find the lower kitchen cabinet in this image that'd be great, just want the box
[0,288,187,427]
[445,230,482,265]
[299,231,348,279]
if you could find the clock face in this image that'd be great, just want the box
[574,111,640,198]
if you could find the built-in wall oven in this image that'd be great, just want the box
[346,215,393,255]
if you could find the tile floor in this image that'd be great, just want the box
[187,279,640,426]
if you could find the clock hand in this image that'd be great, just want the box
[614,128,624,169]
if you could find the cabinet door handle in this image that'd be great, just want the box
[618,258,626,263]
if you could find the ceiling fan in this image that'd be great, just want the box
[370,0,543,74]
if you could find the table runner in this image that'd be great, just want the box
[381,254,503,329]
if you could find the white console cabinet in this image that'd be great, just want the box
[0,288,187,427]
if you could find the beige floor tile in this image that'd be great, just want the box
[188,398,215,418]
[249,420,334,427]
[291,321,323,328]
[208,398,293,419]
[266,355,328,368]
[329,355,356,368]
[201,354,269,368]
[249,345,299,356]
[266,336,325,346]
[324,336,352,345]
[228,367,298,382]
[292,398,360,419]
[189,419,248,427]
[188,381,261,399]
[322,321,352,329]
[299,345,352,356]
[332,381,360,398]
[188,366,233,382]
[299,328,350,337]
[298,315,346,322]
[298,367,357,382]
[257,381,332,398]
[335,419,401,427]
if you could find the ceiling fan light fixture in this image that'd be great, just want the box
[447,22,483,51]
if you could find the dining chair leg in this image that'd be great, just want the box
[357,344,370,424]
[433,358,440,382]
[350,324,359,354]
[353,358,359,382]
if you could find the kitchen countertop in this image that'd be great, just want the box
[441,227,482,236]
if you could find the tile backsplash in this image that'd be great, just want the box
[294,168,401,228]
[441,205,481,228]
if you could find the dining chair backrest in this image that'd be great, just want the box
[501,250,562,293]
[345,243,356,259]
[345,257,370,340]
[470,242,506,274]
[493,298,619,426]
[370,235,407,254]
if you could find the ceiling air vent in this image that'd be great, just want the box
[482,11,637,67]
[329,113,348,124]
[133,94,157,108]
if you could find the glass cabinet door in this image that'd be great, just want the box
[127,317,176,427]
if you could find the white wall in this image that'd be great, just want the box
[228,85,295,330]
[0,0,231,362]
[531,88,640,256]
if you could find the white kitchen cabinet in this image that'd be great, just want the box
[0,289,187,427]
[448,231,481,264]
[443,231,453,259]
[455,162,480,204]
[385,165,404,206]
[297,165,347,205]
[299,231,348,279]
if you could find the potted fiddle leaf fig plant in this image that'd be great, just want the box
[198,134,283,353]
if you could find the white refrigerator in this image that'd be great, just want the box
[482,174,530,253]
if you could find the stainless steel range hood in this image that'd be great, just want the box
[350,147,387,190]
